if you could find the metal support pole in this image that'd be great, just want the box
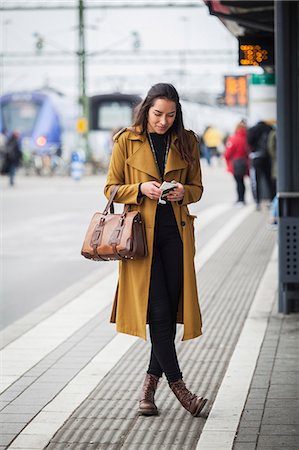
[275,1,299,313]
[78,0,90,160]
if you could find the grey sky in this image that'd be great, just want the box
[1,0,261,98]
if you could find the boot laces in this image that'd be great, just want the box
[142,375,158,400]
[174,381,196,406]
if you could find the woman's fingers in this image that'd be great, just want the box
[141,180,184,201]
[141,181,162,199]
[166,182,184,201]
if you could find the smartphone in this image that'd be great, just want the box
[159,181,177,204]
[160,181,177,192]
[161,187,176,199]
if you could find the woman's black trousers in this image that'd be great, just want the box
[147,205,183,383]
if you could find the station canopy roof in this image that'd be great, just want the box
[203,1,274,38]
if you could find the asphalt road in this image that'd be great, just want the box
[1,160,241,330]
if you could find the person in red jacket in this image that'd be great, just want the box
[224,121,249,205]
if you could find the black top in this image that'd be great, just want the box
[149,132,169,178]
[148,132,177,227]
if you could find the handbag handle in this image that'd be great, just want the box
[103,185,131,216]
[103,185,131,218]
[103,185,120,215]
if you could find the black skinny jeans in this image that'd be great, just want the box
[234,174,245,202]
[147,205,183,383]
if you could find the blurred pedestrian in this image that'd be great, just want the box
[104,83,207,417]
[202,125,222,166]
[0,128,8,174]
[0,128,8,152]
[267,127,278,226]
[70,148,85,181]
[247,120,274,210]
[224,120,249,205]
[1,131,22,186]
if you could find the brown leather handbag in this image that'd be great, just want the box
[81,186,148,261]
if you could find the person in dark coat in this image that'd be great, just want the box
[247,121,274,210]
[224,121,249,205]
[2,131,23,186]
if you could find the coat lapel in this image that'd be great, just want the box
[126,131,188,180]
[164,140,188,176]
[126,138,160,180]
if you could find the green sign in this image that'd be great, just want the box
[250,74,275,85]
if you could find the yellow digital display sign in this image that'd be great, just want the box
[224,75,248,107]
[238,37,274,67]
[239,44,269,66]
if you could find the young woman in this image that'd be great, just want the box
[104,83,207,417]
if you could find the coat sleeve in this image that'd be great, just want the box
[104,138,143,205]
[224,137,236,161]
[181,133,204,206]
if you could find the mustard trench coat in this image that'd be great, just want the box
[104,128,204,341]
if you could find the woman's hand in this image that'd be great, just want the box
[166,180,185,202]
[140,181,162,200]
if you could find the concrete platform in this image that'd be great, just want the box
[1,196,298,450]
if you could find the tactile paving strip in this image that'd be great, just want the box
[46,211,276,450]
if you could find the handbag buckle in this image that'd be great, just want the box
[91,221,104,246]
[109,226,123,245]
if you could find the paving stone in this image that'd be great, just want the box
[0,434,15,446]
[254,367,273,377]
[265,398,299,408]
[233,443,257,450]
[246,388,268,400]
[257,445,298,450]
[240,409,264,422]
[53,420,134,443]
[237,425,261,434]
[277,342,299,350]
[260,424,299,435]
[258,347,277,358]
[0,402,9,411]
[254,362,273,373]
[250,375,270,389]
[262,408,299,425]
[0,413,33,422]
[271,371,299,384]
[257,435,299,447]
[5,377,36,391]
[119,445,171,450]
[235,435,258,445]
[244,398,265,409]
[122,429,196,445]
[0,390,24,402]
[234,429,259,443]
[2,404,41,414]
[47,444,95,450]
[0,422,27,434]
[273,359,298,371]
[121,444,192,450]
[267,384,299,399]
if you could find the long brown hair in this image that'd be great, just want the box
[133,83,194,165]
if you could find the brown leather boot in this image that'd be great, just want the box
[169,379,207,417]
[138,373,160,416]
